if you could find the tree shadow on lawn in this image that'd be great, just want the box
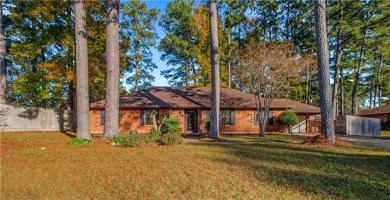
[191,142,390,199]
[225,134,308,144]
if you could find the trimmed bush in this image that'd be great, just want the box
[279,111,299,126]
[112,135,126,145]
[163,118,182,135]
[278,111,299,133]
[146,128,161,143]
[68,137,93,145]
[205,118,211,132]
[159,133,183,145]
[112,133,143,147]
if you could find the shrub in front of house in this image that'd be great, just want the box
[112,132,143,147]
[145,128,161,143]
[159,133,183,145]
[112,135,126,145]
[205,118,211,131]
[278,111,299,133]
[163,118,182,135]
[68,137,93,145]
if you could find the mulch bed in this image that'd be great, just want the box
[303,134,351,147]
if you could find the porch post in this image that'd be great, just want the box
[306,114,309,134]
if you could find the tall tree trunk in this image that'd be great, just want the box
[315,0,335,143]
[340,65,345,116]
[369,81,373,109]
[305,66,311,104]
[74,0,90,138]
[134,42,139,91]
[286,79,290,98]
[209,0,220,139]
[227,31,231,89]
[351,32,366,115]
[379,86,382,106]
[0,1,6,104]
[68,81,77,131]
[134,62,139,91]
[373,84,377,108]
[227,4,231,89]
[332,12,344,118]
[259,121,266,137]
[104,0,120,138]
[185,57,189,87]
[377,55,383,107]
[285,0,291,41]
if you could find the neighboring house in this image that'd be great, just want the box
[89,87,321,134]
[358,104,390,125]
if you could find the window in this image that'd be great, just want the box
[255,110,273,125]
[206,110,235,125]
[220,110,235,125]
[140,109,158,126]
[100,110,105,125]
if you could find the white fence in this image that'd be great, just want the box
[0,104,71,132]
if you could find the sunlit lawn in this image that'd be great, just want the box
[381,130,390,139]
[1,132,390,199]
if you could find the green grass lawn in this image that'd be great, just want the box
[382,130,390,139]
[1,132,390,199]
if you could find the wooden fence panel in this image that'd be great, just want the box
[335,115,381,137]
[0,104,70,132]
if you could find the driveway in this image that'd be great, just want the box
[338,136,390,149]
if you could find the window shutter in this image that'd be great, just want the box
[140,110,145,125]
[230,110,235,125]
[254,111,259,125]
[100,110,105,125]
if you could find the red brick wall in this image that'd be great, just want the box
[90,110,104,133]
[198,108,287,134]
[199,109,209,132]
[90,108,289,134]
[90,108,167,134]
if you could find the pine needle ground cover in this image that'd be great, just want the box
[1,132,389,199]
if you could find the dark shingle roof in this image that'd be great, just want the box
[358,104,390,116]
[90,87,320,114]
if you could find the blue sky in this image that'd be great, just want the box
[144,1,170,87]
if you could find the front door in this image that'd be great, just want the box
[185,110,197,133]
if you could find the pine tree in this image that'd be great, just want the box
[0,0,5,104]
[122,0,159,91]
[209,0,220,139]
[193,4,228,87]
[104,0,120,138]
[158,0,197,86]
[314,0,335,143]
[74,0,90,139]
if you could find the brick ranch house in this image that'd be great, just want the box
[89,87,321,134]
